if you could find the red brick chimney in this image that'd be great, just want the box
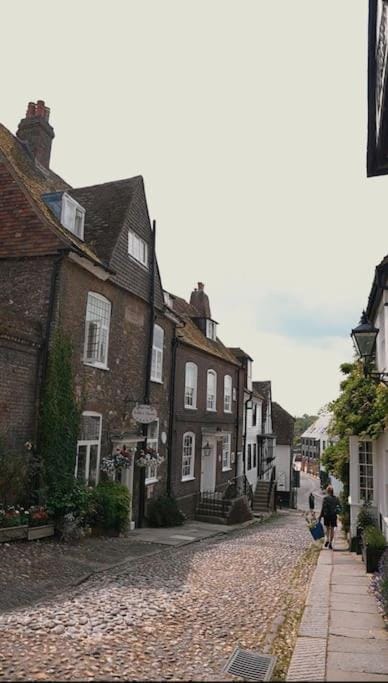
[190,282,211,318]
[16,100,54,168]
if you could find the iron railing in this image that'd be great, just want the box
[224,474,254,508]
[197,475,254,517]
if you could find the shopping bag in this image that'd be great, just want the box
[309,521,325,541]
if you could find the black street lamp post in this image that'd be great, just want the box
[351,310,388,384]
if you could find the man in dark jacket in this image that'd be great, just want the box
[319,484,340,549]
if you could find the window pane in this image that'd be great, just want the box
[77,445,87,482]
[80,415,101,441]
[153,325,164,350]
[88,445,99,486]
[85,295,110,365]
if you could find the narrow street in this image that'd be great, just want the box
[0,509,317,682]
[296,472,323,513]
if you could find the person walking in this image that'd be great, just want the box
[319,484,340,549]
[309,492,315,511]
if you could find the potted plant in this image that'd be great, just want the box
[0,505,29,542]
[355,503,376,555]
[27,505,54,540]
[362,524,386,573]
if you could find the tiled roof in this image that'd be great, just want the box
[253,381,271,401]
[228,347,253,361]
[169,294,240,366]
[69,178,139,264]
[272,401,295,445]
[301,414,332,439]
[0,124,105,268]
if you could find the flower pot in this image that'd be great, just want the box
[27,524,55,541]
[0,524,28,543]
[362,543,384,573]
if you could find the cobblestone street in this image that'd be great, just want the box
[0,511,317,681]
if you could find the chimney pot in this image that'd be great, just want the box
[26,102,36,118]
[198,282,205,290]
[16,99,54,168]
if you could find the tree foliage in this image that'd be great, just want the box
[38,331,80,499]
[322,360,388,495]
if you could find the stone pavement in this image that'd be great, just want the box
[0,518,260,614]
[0,510,317,681]
[287,531,388,681]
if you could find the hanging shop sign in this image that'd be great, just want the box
[132,404,158,424]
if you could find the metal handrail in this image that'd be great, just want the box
[223,474,254,507]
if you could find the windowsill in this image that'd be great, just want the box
[83,361,110,371]
[127,253,149,270]
[145,478,158,485]
[224,409,232,414]
[222,467,233,472]
[181,476,195,482]
[184,405,197,410]
[151,378,163,384]
[206,408,217,412]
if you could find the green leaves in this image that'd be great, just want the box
[39,330,80,499]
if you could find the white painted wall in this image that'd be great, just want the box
[274,444,291,492]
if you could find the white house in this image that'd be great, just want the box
[301,414,343,497]
[349,256,388,540]
[271,402,295,507]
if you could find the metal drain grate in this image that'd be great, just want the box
[223,647,276,682]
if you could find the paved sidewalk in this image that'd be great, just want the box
[287,533,388,681]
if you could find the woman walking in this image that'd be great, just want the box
[319,484,340,549]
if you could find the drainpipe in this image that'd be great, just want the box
[242,390,253,479]
[35,250,66,444]
[234,366,241,478]
[166,331,179,496]
[138,220,156,528]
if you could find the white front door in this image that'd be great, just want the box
[201,438,216,493]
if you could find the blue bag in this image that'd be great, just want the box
[309,521,325,541]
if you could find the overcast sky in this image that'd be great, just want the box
[2,1,386,416]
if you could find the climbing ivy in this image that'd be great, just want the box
[38,330,80,499]
[322,360,388,495]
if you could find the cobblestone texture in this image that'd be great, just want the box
[0,511,313,681]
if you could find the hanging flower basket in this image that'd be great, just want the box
[135,447,164,468]
[101,445,134,473]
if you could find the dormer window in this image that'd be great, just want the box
[128,229,148,267]
[206,319,217,341]
[61,193,85,240]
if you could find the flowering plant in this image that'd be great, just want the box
[0,505,29,528]
[28,505,51,527]
[135,447,164,468]
[100,445,134,474]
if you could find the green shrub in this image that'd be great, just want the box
[339,490,350,534]
[357,503,376,530]
[362,525,386,551]
[47,481,93,522]
[90,481,130,534]
[146,495,185,528]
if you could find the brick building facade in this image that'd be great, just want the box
[165,285,242,517]
[0,101,177,526]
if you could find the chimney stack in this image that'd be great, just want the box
[16,100,54,168]
[190,282,211,318]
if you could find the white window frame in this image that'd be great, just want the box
[359,440,374,504]
[207,369,217,411]
[206,319,217,340]
[146,419,159,484]
[61,193,85,240]
[83,292,111,369]
[224,375,232,413]
[128,229,148,267]
[182,432,195,481]
[151,324,164,383]
[222,433,232,471]
[76,412,102,486]
[184,362,198,409]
